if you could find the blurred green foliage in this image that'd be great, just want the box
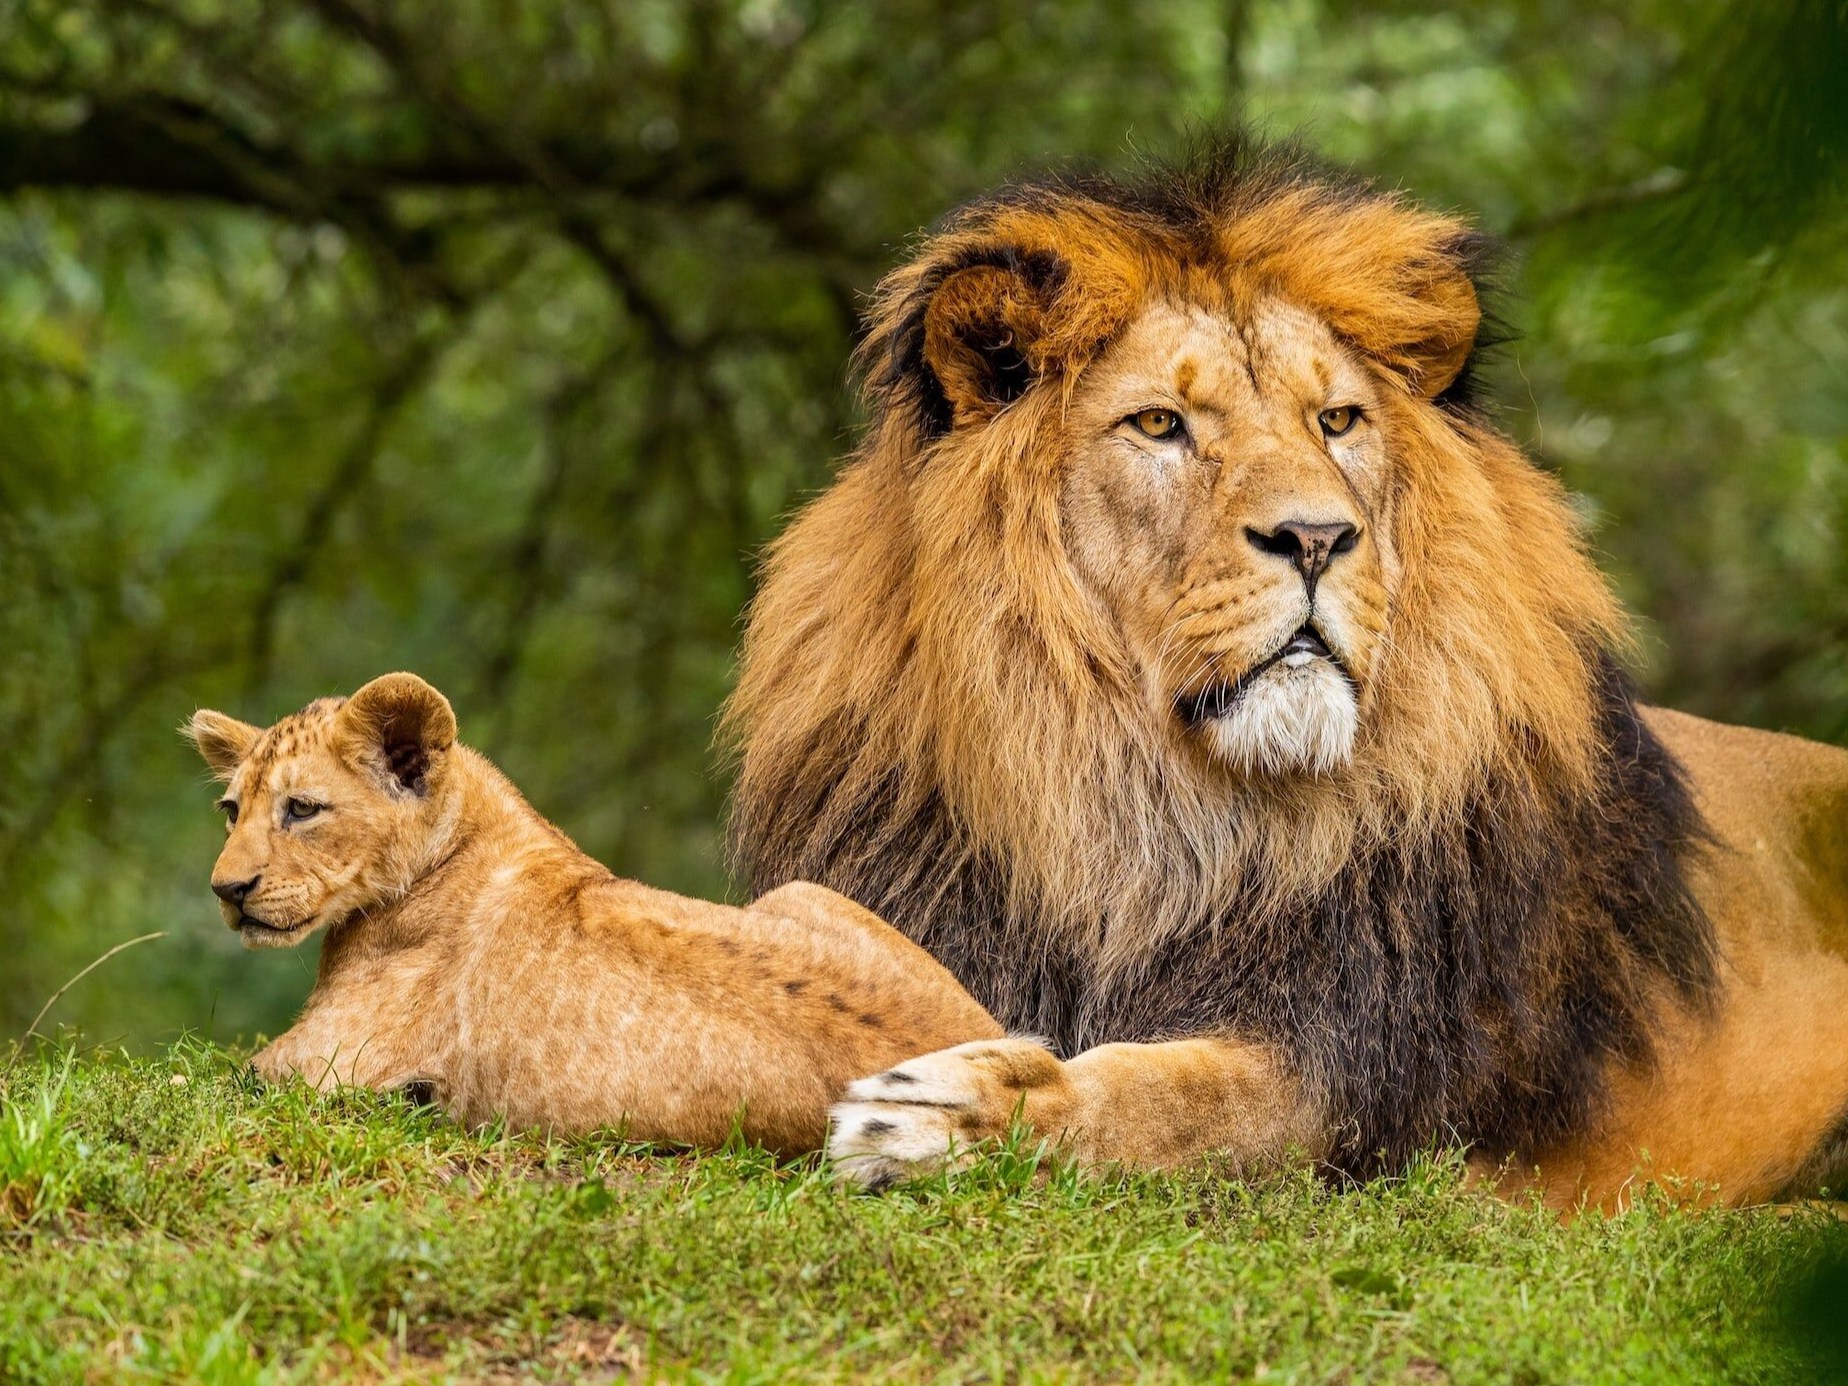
[0,0,1842,1046]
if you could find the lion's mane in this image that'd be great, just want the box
[723,139,1713,1171]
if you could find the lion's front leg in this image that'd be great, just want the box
[827,1035,1323,1188]
[827,1039,1073,1187]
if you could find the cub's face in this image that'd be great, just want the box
[1059,297,1395,777]
[186,675,456,948]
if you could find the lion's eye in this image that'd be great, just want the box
[216,798,238,826]
[1318,405,1360,438]
[284,797,324,823]
[1129,408,1183,441]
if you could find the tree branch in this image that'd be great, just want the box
[242,336,443,694]
[1505,169,1692,240]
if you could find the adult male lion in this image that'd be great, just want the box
[723,142,1848,1206]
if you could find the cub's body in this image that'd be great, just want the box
[190,674,1000,1151]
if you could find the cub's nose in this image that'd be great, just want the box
[1246,519,1361,586]
[212,874,260,906]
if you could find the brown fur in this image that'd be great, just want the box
[187,673,1001,1152]
[724,139,1848,1205]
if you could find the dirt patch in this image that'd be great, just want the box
[390,1313,644,1383]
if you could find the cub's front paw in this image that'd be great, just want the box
[826,1037,1069,1190]
[249,1044,292,1086]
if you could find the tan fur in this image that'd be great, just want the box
[726,163,1848,1205]
[188,674,1001,1152]
[1523,711,1848,1207]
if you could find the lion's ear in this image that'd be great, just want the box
[922,252,1065,426]
[340,672,457,795]
[874,245,1069,434]
[1386,253,1481,399]
[185,710,262,780]
[1260,203,1486,400]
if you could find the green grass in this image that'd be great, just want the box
[0,1044,1842,1383]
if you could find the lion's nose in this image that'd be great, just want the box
[1246,519,1361,588]
[212,873,260,906]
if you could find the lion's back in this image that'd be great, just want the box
[1647,706,1848,955]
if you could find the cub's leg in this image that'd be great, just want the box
[827,1035,1324,1188]
[249,989,431,1096]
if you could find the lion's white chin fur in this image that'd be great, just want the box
[1202,662,1358,777]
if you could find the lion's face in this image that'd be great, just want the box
[1059,296,1393,777]
[186,675,457,949]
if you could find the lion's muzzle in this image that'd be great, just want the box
[1179,623,1359,777]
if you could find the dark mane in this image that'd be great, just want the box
[735,656,1713,1173]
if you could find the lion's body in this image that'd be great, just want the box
[1536,709,1848,1203]
[188,677,1001,1152]
[724,141,1848,1205]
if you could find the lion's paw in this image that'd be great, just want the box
[826,1037,1067,1190]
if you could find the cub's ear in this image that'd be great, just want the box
[185,710,262,780]
[339,672,457,795]
[878,245,1070,434]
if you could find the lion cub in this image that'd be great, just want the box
[186,672,1001,1152]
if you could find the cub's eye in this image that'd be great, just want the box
[216,799,238,826]
[1129,408,1184,441]
[284,797,324,823]
[1318,405,1361,438]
